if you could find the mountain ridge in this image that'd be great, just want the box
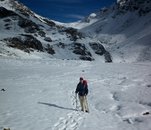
[77,0,151,62]
[0,0,151,62]
[0,0,113,62]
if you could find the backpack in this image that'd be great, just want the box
[83,80,88,87]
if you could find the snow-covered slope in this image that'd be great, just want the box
[0,58,151,130]
[78,0,151,62]
[61,12,99,30]
[0,0,112,62]
[1,0,151,63]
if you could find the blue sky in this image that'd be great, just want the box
[19,0,116,23]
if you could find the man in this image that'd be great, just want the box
[75,77,89,112]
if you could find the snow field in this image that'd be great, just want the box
[0,58,151,130]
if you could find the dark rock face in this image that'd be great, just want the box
[104,51,112,63]
[89,42,112,62]
[18,18,40,33]
[53,42,94,61]
[73,43,91,56]
[45,44,55,54]
[147,84,151,88]
[79,56,94,61]
[143,111,150,115]
[72,42,94,61]
[44,37,52,42]
[4,23,11,30]
[117,0,151,15]
[38,30,46,37]
[3,18,11,22]
[5,37,28,52]
[42,18,56,27]
[4,35,43,52]
[1,88,6,91]
[3,35,56,55]
[23,35,43,51]
[0,7,16,18]
[64,28,83,41]
[89,42,106,55]
[57,42,66,49]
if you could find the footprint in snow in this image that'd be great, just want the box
[52,91,85,130]
[52,111,83,130]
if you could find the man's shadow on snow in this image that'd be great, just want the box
[38,102,77,111]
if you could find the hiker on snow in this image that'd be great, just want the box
[75,77,89,112]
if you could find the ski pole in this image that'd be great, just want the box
[75,93,78,110]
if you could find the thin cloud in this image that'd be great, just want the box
[65,14,85,19]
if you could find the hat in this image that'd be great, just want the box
[80,77,83,80]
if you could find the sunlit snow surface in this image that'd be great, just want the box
[0,58,151,130]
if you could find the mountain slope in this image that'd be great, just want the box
[0,0,112,62]
[77,0,151,62]
[1,0,151,62]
